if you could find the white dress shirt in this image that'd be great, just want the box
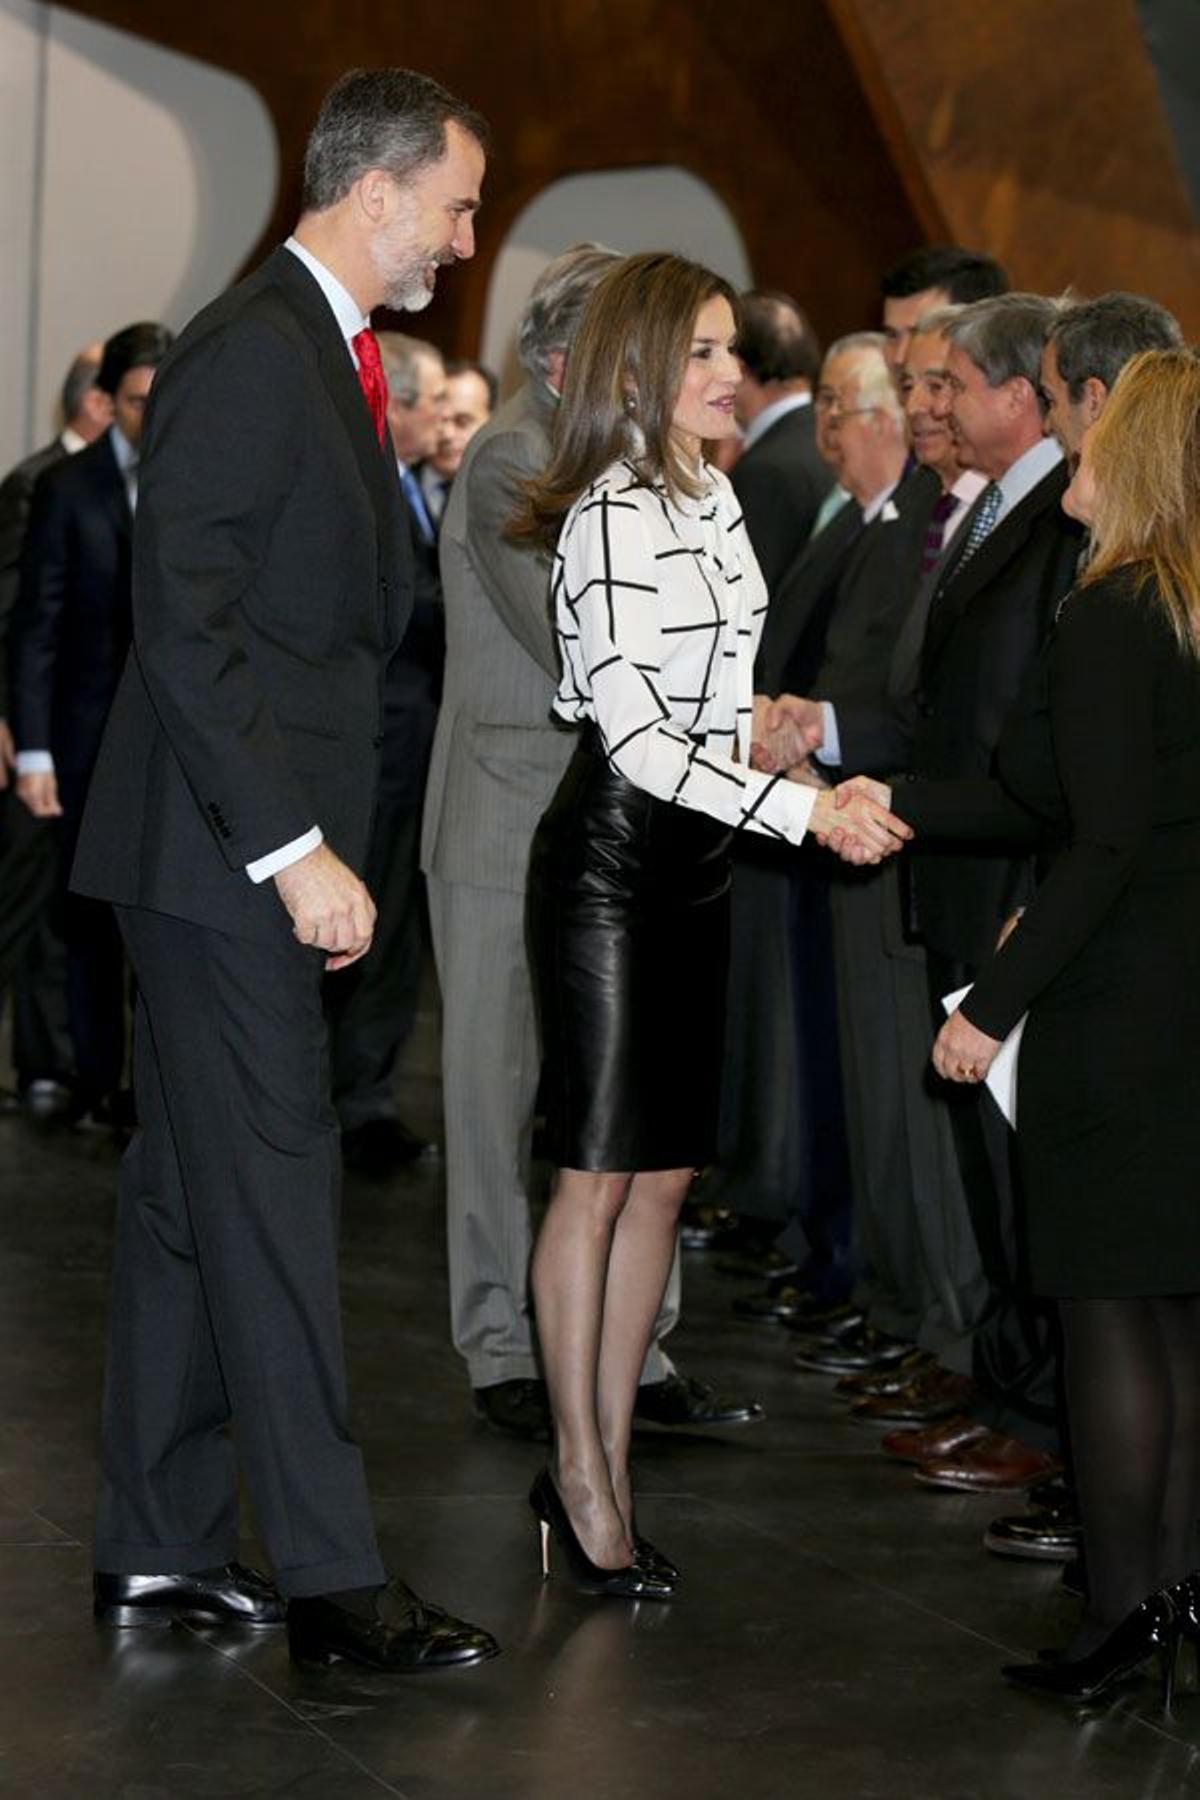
[553,459,816,844]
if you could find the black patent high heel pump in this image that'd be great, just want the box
[529,1469,676,1600]
[1002,1590,1181,1708]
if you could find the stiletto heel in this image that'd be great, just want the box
[528,1468,675,1600]
[1002,1590,1180,1707]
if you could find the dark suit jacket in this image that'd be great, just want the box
[731,404,831,593]
[814,466,941,705]
[9,434,132,788]
[904,462,1084,966]
[754,498,865,695]
[0,438,69,709]
[72,246,413,944]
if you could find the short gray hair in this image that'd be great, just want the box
[376,332,443,405]
[821,333,902,422]
[912,303,964,340]
[302,68,488,213]
[1048,292,1184,400]
[517,243,621,380]
[60,348,101,423]
[943,292,1063,389]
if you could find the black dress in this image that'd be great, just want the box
[895,568,1200,1298]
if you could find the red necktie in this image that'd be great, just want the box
[351,327,388,449]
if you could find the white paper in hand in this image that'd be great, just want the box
[941,985,1027,1130]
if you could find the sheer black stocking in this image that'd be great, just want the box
[1060,1294,1200,1656]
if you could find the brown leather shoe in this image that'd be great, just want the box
[850,1368,975,1424]
[881,1414,989,1464]
[913,1430,1062,1493]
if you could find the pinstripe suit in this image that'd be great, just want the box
[422,384,679,1387]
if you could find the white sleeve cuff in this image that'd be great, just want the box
[817,701,841,768]
[15,751,55,775]
[246,825,323,884]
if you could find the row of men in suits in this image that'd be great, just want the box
[715,258,1183,1564]
[1,325,173,1129]
[0,319,496,1170]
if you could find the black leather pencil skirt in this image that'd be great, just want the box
[528,728,733,1173]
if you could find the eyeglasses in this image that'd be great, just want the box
[815,395,882,420]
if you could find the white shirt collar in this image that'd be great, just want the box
[741,390,812,454]
[284,237,370,350]
[995,434,1062,524]
[60,426,86,455]
[109,423,138,473]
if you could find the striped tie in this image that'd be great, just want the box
[921,490,960,576]
[950,479,1002,578]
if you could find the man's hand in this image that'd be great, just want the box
[0,720,15,792]
[16,768,63,818]
[932,1009,1002,1085]
[750,693,824,773]
[274,842,376,970]
[809,783,912,865]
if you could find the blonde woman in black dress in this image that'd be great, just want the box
[852,348,1200,1701]
[514,253,909,1596]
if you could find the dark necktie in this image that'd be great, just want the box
[920,489,960,576]
[400,467,436,544]
[351,327,388,448]
[949,478,1002,579]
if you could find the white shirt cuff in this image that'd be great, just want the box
[817,702,841,768]
[246,825,323,884]
[16,750,55,775]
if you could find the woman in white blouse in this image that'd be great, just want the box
[513,253,908,1598]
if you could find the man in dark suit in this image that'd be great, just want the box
[0,346,109,1109]
[775,296,1083,1484]
[327,331,447,1175]
[730,290,829,590]
[713,334,908,1312]
[10,325,173,1125]
[71,68,497,1673]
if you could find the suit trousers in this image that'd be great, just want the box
[925,951,1060,1448]
[427,874,679,1389]
[327,795,424,1129]
[95,905,385,1598]
[830,864,986,1362]
[0,791,71,1080]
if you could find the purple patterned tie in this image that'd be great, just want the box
[921,489,961,577]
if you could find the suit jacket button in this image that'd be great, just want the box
[372,733,384,748]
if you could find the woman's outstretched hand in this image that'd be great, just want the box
[809,776,912,865]
[932,1008,1003,1085]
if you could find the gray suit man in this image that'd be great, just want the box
[423,247,761,1437]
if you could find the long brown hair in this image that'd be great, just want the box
[1080,347,1200,655]
[511,252,739,552]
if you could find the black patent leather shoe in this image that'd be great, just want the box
[792,1327,914,1375]
[93,1561,285,1628]
[1002,1592,1180,1708]
[472,1378,552,1441]
[634,1371,764,1427]
[634,1534,681,1584]
[529,1469,675,1600]
[288,1581,499,1671]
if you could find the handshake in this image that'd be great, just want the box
[751,693,910,867]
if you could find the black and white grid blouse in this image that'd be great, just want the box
[552,458,817,844]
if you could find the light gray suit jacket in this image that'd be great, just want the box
[420,381,576,894]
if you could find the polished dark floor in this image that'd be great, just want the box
[4,1000,1200,1799]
